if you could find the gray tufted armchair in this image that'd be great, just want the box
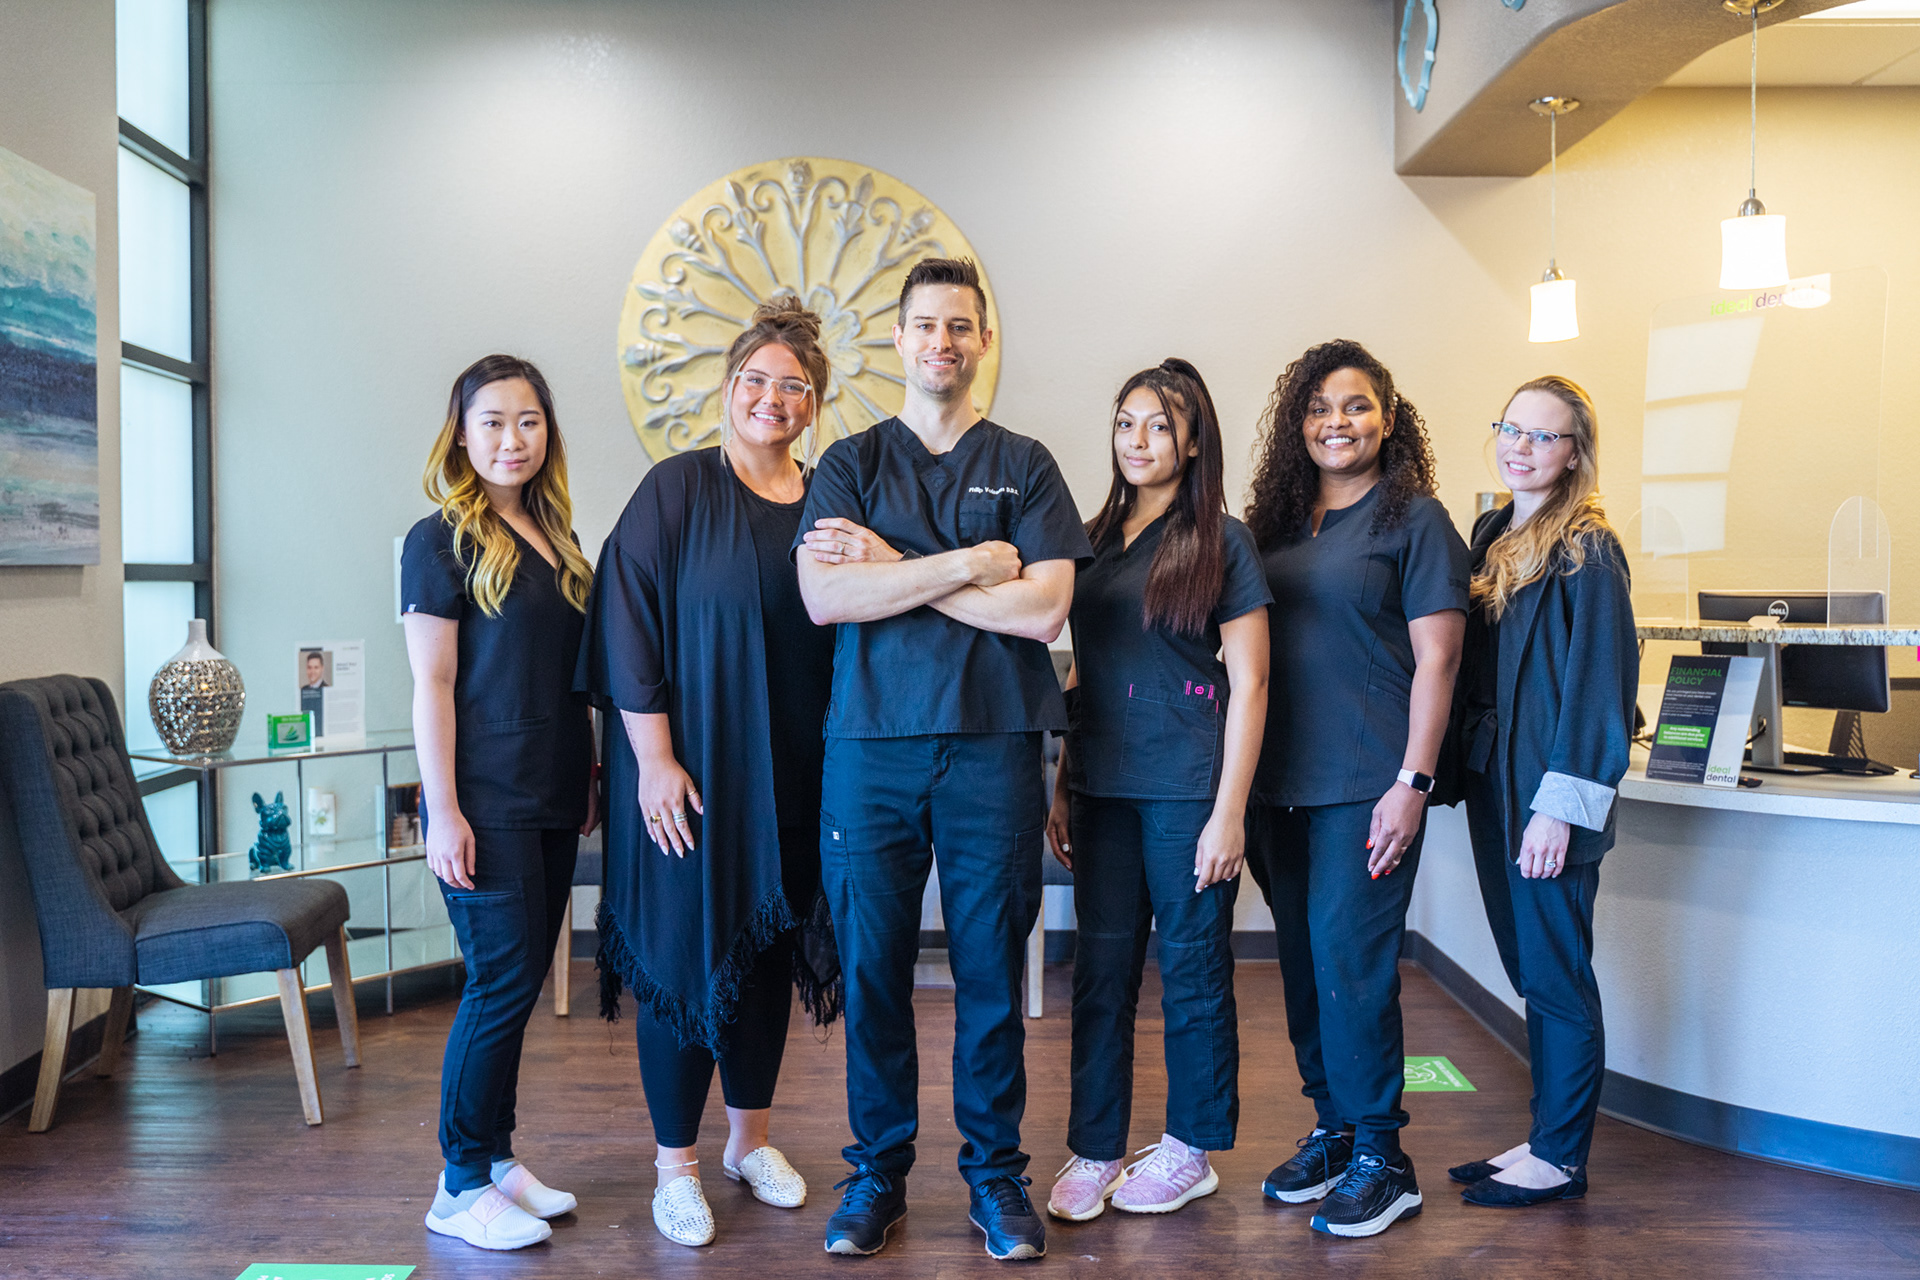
[0,675,361,1130]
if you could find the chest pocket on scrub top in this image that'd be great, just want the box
[958,489,1020,546]
[1117,686,1221,796]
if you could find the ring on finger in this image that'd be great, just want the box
[647,814,661,825]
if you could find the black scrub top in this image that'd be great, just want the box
[793,416,1094,738]
[401,513,592,829]
[1254,485,1469,808]
[1066,513,1271,800]
[739,482,836,830]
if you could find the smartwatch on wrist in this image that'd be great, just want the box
[1397,768,1434,794]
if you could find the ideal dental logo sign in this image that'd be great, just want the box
[1710,291,1789,316]
[1708,272,1831,317]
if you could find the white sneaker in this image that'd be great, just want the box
[495,1160,578,1219]
[653,1174,716,1247]
[723,1145,807,1208]
[425,1184,553,1251]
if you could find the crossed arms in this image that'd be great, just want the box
[795,517,1073,644]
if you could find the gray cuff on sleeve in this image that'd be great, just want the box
[1529,771,1615,832]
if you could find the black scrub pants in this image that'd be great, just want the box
[436,825,578,1192]
[1247,798,1422,1163]
[634,936,794,1148]
[1463,770,1605,1171]
[819,732,1045,1188]
[1067,794,1239,1160]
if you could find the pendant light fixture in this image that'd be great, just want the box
[1527,95,1580,344]
[1719,0,1790,289]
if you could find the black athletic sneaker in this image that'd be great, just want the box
[969,1175,1046,1261]
[1263,1129,1354,1203]
[1310,1153,1422,1237]
[824,1166,907,1256]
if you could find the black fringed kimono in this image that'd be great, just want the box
[576,446,838,1051]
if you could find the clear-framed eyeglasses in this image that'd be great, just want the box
[1491,421,1565,448]
[733,370,814,402]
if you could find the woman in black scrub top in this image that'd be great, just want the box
[1450,377,1635,1208]
[1043,359,1270,1225]
[578,299,849,1248]
[1243,339,1468,1240]
[402,354,598,1252]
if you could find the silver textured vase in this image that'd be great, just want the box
[148,619,246,755]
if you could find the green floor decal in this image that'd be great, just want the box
[1403,1056,1475,1092]
[233,1267,414,1280]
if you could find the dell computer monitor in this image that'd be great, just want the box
[1696,590,1890,714]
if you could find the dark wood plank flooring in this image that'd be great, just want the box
[3,961,1916,1279]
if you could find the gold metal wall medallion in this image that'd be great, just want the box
[618,157,999,461]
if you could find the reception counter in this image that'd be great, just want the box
[1407,753,1920,1189]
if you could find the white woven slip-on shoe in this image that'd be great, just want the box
[653,1175,717,1247]
[724,1145,807,1209]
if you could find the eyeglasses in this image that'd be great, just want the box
[1491,421,1565,447]
[734,371,813,401]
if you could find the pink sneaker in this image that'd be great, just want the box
[1046,1155,1127,1221]
[1111,1135,1218,1214]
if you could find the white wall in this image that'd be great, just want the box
[0,0,120,1077]
[206,1,1920,853]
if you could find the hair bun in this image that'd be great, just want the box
[1159,356,1202,379]
[751,296,823,341]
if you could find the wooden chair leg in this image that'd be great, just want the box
[28,989,75,1133]
[275,969,324,1125]
[553,894,573,1017]
[95,986,134,1078]
[1025,893,1045,1019]
[322,928,361,1068]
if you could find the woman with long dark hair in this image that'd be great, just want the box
[1043,359,1270,1223]
[404,354,598,1251]
[578,298,851,1247]
[1243,339,1467,1239]
[1450,376,1635,1207]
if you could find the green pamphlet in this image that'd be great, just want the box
[1403,1056,1475,1092]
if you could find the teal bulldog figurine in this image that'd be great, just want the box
[248,791,294,874]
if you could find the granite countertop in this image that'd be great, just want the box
[1635,624,1920,646]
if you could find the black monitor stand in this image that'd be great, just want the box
[1740,641,1897,776]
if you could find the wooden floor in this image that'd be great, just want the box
[3,960,1917,1280]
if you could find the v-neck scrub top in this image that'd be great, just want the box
[1253,485,1469,808]
[402,513,593,829]
[793,416,1094,738]
[1066,514,1271,800]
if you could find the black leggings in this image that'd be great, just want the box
[637,937,795,1148]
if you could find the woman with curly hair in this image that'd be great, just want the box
[1242,339,1468,1239]
[1449,376,1636,1208]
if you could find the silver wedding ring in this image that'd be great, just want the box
[672,811,688,823]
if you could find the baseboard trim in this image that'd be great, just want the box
[1401,929,1920,1191]
[0,1006,120,1125]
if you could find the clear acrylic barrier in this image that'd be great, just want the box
[1830,495,1892,625]
[1619,506,1691,623]
[1635,267,1891,617]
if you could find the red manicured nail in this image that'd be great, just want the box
[1366,840,1374,850]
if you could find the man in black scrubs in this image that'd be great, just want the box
[795,258,1092,1261]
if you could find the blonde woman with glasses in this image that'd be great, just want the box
[1449,376,1637,1209]
[578,298,872,1246]
[403,354,598,1250]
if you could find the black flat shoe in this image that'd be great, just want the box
[1460,1172,1588,1207]
[1446,1159,1503,1185]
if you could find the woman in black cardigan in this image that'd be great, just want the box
[1450,375,1637,1207]
[578,300,856,1247]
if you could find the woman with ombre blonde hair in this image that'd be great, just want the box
[402,353,598,1251]
[1449,375,1637,1209]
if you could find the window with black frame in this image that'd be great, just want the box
[117,0,212,865]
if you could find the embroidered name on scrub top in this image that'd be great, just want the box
[794,416,1093,739]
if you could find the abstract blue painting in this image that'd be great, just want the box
[0,144,98,565]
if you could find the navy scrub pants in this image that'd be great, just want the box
[820,732,1045,1187]
[1464,770,1605,1171]
[435,825,578,1191]
[1246,798,1422,1162]
[1067,794,1239,1160]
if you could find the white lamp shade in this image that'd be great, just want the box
[1529,276,1579,343]
[1720,213,1789,289]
